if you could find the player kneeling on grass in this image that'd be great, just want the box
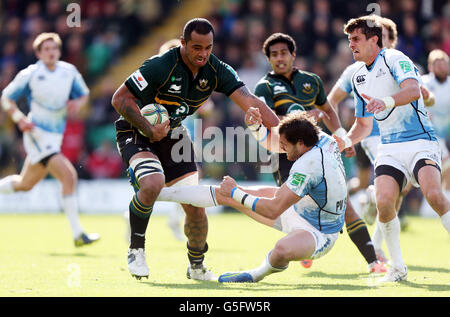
[218,111,348,282]
[156,110,348,282]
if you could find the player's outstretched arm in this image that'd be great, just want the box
[111,84,169,141]
[333,116,373,152]
[219,176,300,220]
[229,86,279,128]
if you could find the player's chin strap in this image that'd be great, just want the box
[333,127,352,149]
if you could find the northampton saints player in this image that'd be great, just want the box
[111,18,279,280]
[253,33,386,273]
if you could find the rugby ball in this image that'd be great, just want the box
[140,103,169,125]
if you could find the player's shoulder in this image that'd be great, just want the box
[344,61,365,74]
[292,145,322,171]
[142,47,178,71]
[254,74,271,89]
[296,69,322,81]
[383,48,411,63]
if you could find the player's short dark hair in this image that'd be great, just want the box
[278,111,320,147]
[344,15,383,48]
[262,33,296,57]
[183,18,215,42]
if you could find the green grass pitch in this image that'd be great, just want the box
[0,213,449,297]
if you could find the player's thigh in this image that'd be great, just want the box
[17,157,47,191]
[46,154,77,185]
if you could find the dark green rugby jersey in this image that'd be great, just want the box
[254,68,327,116]
[124,46,244,128]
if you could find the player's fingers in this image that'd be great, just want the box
[361,93,372,100]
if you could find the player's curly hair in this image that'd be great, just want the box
[344,15,383,48]
[262,33,296,58]
[278,111,320,147]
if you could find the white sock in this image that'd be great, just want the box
[378,216,405,269]
[62,194,84,239]
[440,211,450,233]
[249,251,288,282]
[0,175,16,194]
[157,185,218,207]
[372,219,383,251]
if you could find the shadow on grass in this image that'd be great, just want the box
[48,252,89,257]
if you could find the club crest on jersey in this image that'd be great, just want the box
[376,68,386,78]
[302,82,313,94]
[196,79,210,92]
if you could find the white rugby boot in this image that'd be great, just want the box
[187,263,217,281]
[128,248,149,280]
[379,265,408,283]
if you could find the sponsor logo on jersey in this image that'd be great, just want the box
[273,85,288,94]
[130,70,148,91]
[168,84,182,94]
[355,74,366,85]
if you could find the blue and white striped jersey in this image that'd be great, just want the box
[1,60,89,134]
[335,61,380,137]
[286,132,347,234]
[352,48,436,144]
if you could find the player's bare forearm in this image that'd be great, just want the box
[347,117,372,145]
[393,78,421,106]
[319,101,342,133]
[230,86,279,128]
[111,84,153,138]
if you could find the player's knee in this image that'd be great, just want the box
[423,187,443,205]
[272,241,292,261]
[139,174,165,199]
[375,190,396,212]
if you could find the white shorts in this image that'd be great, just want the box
[437,137,449,161]
[278,207,339,260]
[23,126,63,164]
[375,139,442,188]
[361,135,380,165]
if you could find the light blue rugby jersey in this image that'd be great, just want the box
[335,61,380,137]
[352,48,436,144]
[1,60,89,134]
[286,132,347,234]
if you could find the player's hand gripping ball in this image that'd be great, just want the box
[139,103,169,135]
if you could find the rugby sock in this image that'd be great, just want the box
[62,194,84,239]
[249,251,287,282]
[129,194,153,249]
[346,218,377,265]
[371,220,384,251]
[187,242,208,266]
[157,185,218,207]
[440,211,450,233]
[0,175,16,194]
[378,216,405,269]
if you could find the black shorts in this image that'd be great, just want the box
[272,153,294,186]
[115,120,197,184]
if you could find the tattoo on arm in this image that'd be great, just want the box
[116,96,153,138]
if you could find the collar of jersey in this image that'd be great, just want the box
[365,48,386,72]
[268,68,299,82]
